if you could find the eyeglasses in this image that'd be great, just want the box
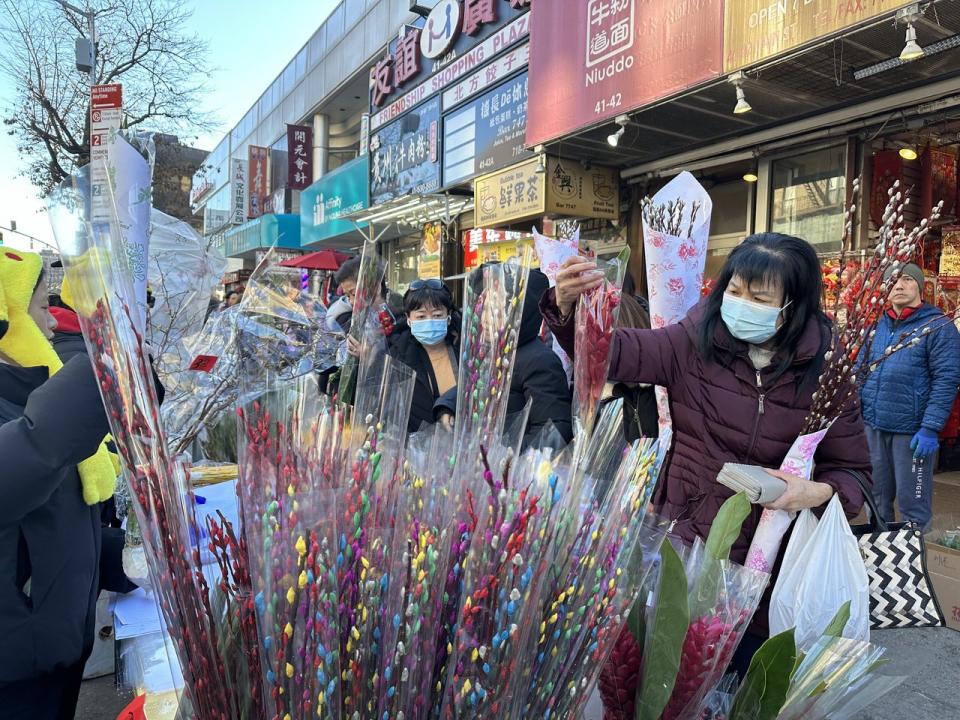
[408,278,446,291]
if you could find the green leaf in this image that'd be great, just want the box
[635,541,689,720]
[705,492,752,562]
[627,597,645,645]
[822,601,851,638]
[729,629,797,720]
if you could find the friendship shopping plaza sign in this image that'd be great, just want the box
[370,8,530,131]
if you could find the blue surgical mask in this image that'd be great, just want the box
[720,294,789,344]
[410,318,448,346]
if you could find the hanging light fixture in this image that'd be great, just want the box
[898,5,925,62]
[607,115,629,147]
[534,145,546,174]
[899,145,919,161]
[743,172,759,183]
[900,22,925,61]
[728,72,752,114]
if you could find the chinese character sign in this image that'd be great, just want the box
[526,0,723,146]
[443,71,531,186]
[370,96,441,205]
[231,159,247,225]
[474,156,545,227]
[286,124,314,191]
[248,145,269,218]
[370,0,528,109]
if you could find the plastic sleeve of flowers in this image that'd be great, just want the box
[439,447,559,719]
[572,246,629,436]
[661,560,769,720]
[239,256,341,375]
[375,484,456,720]
[823,672,906,720]
[49,165,244,719]
[516,441,669,720]
[335,409,412,715]
[162,306,243,457]
[778,636,888,720]
[452,253,532,476]
[234,376,341,720]
[148,209,227,389]
[338,239,387,400]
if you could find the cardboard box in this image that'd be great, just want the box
[927,541,960,631]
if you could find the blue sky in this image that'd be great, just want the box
[0,0,339,251]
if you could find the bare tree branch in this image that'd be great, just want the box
[0,0,215,195]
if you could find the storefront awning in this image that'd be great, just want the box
[347,193,474,229]
[539,3,960,176]
[222,214,301,259]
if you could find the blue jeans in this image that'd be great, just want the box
[865,426,934,531]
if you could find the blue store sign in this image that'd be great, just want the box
[301,156,369,246]
[370,95,441,205]
[443,71,530,187]
[222,214,301,258]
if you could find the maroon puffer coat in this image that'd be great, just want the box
[542,291,872,634]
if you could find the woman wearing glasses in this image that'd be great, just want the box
[388,278,461,433]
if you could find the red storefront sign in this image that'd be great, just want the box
[525,0,724,147]
[248,145,269,219]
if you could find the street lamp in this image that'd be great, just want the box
[53,0,96,87]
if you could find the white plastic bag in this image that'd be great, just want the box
[769,496,869,651]
[769,509,819,636]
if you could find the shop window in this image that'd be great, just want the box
[770,146,845,251]
[389,239,421,294]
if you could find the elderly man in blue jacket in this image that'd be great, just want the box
[860,263,960,530]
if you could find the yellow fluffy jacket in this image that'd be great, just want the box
[0,250,116,504]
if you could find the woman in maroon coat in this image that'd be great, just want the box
[542,232,871,664]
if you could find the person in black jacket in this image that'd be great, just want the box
[0,252,113,719]
[388,279,460,433]
[436,267,573,448]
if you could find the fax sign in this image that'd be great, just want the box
[421,0,462,59]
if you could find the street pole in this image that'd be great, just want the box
[53,0,96,87]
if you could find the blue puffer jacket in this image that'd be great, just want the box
[860,303,960,434]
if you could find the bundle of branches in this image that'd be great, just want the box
[641,197,703,238]
[804,180,957,434]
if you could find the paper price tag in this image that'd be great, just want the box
[188,355,219,373]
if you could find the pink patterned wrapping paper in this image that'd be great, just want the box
[642,172,711,438]
[744,424,833,573]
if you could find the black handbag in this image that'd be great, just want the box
[841,469,945,629]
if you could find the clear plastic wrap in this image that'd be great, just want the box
[573,247,629,435]
[50,162,255,718]
[147,209,227,391]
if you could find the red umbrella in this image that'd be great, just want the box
[280,250,351,271]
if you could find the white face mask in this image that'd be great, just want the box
[720,294,790,344]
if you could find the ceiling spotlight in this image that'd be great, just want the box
[900,21,924,61]
[607,115,629,147]
[899,146,918,161]
[728,72,752,114]
[743,172,759,183]
[533,145,546,173]
[897,5,926,62]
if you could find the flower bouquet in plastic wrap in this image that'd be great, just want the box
[147,208,227,392]
[723,602,904,720]
[572,246,629,435]
[600,493,768,720]
[641,171,711,435]
[50,165,263,718]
